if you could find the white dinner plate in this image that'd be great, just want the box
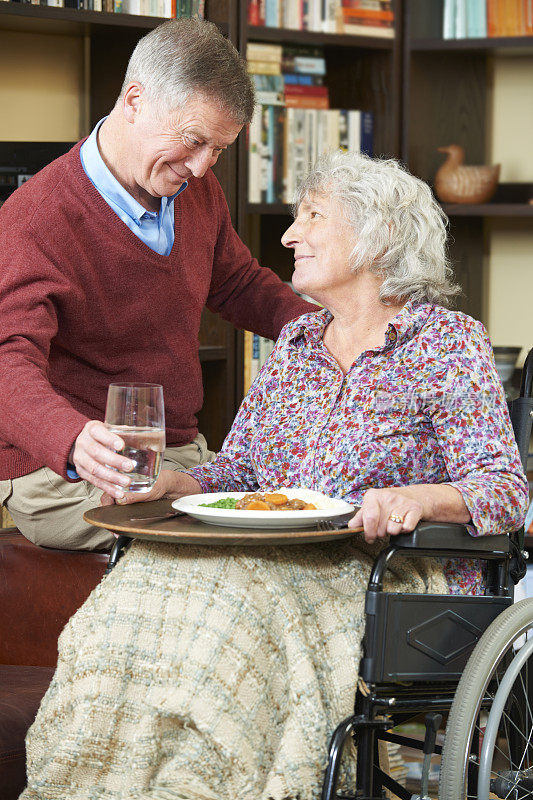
[172,488,355,529]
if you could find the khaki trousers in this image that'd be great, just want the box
[0,433,215,551]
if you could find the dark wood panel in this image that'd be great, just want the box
[90,28,147,124]
[444,204,533,218]
[244,24,394,49]
[199,308,229,348]
[407,52,487,183]
[446,217,484,322]
[198,358,235,451]
[0,3,166,34]
[412,37,533,52]
[326,48,398,157]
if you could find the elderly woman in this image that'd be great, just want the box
[22,152,528,800]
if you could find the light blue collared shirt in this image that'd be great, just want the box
[79,117,188,257]
[68,119,188,479]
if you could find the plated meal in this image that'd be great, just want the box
[201,492,317,511]
[173,488,355,530]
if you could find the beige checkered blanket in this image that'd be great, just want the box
[22,537,447,800]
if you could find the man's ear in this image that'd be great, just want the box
[122,82,144,123]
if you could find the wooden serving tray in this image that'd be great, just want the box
[84,499,356,546]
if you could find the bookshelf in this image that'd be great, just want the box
[236,0,403,389]
[0,0,238,452]
[402,0,533,331]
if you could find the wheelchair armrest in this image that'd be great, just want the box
[392,522,510,553]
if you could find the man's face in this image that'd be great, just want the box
[126,89,242,207]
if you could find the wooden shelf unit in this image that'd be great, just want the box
[235,1,403,391]
[401,0,533,325]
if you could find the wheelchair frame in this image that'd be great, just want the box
[322,348,533,800]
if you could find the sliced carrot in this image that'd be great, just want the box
[245,500,270,511]
[264,493,289,505]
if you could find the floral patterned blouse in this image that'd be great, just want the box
[189,300,529,595]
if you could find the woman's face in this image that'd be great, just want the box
[281,193,357,302]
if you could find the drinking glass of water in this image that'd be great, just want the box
[105,383,165,493]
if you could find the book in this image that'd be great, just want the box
[455,0,467,37]
[340,0,394,35]
[292,55,327,75]
[285,84,330,109]
[466,0,487,37]
[283,73,325,86]
[342,20,394,36]
[248,60,282,75]
[265,0,279,27]
[248,105,263,203]
[243,330,253,393]
[525,0,533,35]
[442,0,456,38]
[248,0,261,24]
[247,42,283,62]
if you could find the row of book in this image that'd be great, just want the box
[443,0,533,38]
[0,0,204,17]
[247,42,373,204]
[247,41,328,82]
[248,0,394,38]
[249,105,373,204]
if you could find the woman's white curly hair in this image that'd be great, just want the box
[293,150,460,306]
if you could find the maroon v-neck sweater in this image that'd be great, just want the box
[0,142,309,481]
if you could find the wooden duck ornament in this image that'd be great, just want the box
[434,144,500,204]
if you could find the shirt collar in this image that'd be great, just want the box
[81,117,187,223]
[289,299,434,352]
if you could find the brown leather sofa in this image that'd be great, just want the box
[0,529,108,800]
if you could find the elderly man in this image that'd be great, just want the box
[0,18,310,551]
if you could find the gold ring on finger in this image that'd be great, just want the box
[389,513,404,524]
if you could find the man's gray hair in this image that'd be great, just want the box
[120,18,255,125]
[294,150,460,306]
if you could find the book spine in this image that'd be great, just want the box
[341,21,394,36]
[266,105,275,203]
[273,104,286,203]
[265,0,279,27]
[248,105,263,204]
[292,55,326,74]
[248,0,261,24]
[442,0,456,38]
[285,94,329,108]
[250,334,260,384]
[525,0,533,35]
[478,0,487,36]
[247,61,282,75]
[455,0,466,37]
[360,110,373,156]
[348,108,361,153]
[243,331,253,394]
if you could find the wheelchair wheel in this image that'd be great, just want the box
[439,597,533,800]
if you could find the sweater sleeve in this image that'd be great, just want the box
[0,214,89,480]
[205,174,312,339]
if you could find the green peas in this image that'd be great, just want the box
[199,498,238,509]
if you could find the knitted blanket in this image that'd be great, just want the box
[22,537,448,800]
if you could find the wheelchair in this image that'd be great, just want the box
[322,346,533,800]
[108,348,533,800]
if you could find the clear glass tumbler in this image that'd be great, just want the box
[105,383,165,493]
